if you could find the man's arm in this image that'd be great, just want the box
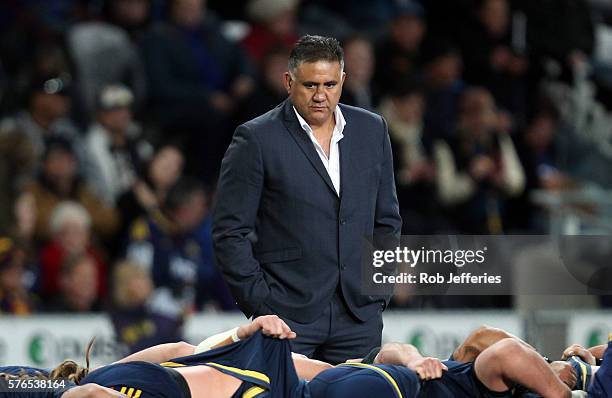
[195,315,296,353]
[588,344,608,361]
[562,343,602,365]
[375,342,447,380]
[113,342,196,364]
[373,117,403,304]
[374,117,402,239]
[212,125,269,317]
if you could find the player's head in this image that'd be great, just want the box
[49,338,96,384]
[285,35,346,128]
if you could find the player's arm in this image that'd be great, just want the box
[561,344,598,365]
[113,342,196,364]
[195,315,297,353]
[588,344,607,361]
[196,315,330,380]
[375,342,447,380]
[291,353,333,381]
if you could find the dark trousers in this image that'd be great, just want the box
[271,293,383,365]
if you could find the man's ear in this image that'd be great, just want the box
[283,72,292,94]
[341,71,346,85]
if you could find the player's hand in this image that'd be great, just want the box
[550,361,577,389]
[239,315,297,340]
[62,384,128,397]
[562,344,596,365]
[408,357,447,380]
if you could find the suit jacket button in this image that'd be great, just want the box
[340,219,346,225]
[341,264,346,270]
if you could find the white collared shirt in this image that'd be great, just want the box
[293,106,346,196]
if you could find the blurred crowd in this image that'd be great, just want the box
[1,0,612,349]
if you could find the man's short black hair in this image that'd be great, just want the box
[288,35,344,76]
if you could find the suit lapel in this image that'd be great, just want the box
[282,100,337,195]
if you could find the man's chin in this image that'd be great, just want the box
[306,112,331,126]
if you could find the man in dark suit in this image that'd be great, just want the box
[212,35,401,364]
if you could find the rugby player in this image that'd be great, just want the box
[0,315,316,398]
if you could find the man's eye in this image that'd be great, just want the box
[325,83,337,88]
[304,84,315,88]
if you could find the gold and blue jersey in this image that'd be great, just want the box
[160,330,307,398]
[307,362,420,398]
[589,338,612,398]
[418,360,512,398]
[81,360,189,398]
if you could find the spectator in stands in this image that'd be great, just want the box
[67,2,148,122]
[103,0,152,42]
[507,104,574,232]
[373,2,426,101]
[0,73,83,165]
[0,237,36,315]
[456,0,528,120]
[125,177,235,323]
[340,35,376,111]
[520,0,595,82]
[242,0,299,65]
[45,253,102,312]
[23,137,119,244]
[84,85,152,205]
[141,0,254,182]
[0,128,36,236]
[421,40,465,141]
[116,144,185,242]
[235,46,291,124]
[433,87,524,234]
[109,260,183,353]
[39,201,107,304]
[379,79,450,234]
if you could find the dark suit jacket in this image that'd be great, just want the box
[212,99,401,323]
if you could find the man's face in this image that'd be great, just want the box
[44,149,77,182]
[173,191,208,233]
[284,61,345,128]
[113,0,149,26]
[34,92,70,121]
[99,107,132,134]
[344,39,374,85]
[172,0,204,28]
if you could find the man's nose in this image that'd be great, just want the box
[313,87,326,102]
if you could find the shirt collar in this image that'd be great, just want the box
[292,105,346,139]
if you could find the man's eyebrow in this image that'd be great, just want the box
[301,80,338,85]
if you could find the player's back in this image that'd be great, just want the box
[418,360,512,398]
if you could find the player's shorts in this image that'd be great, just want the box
[419,360,512,398]
[0,366,49,376]
[82,361,191,398]
[308,363,420,398]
